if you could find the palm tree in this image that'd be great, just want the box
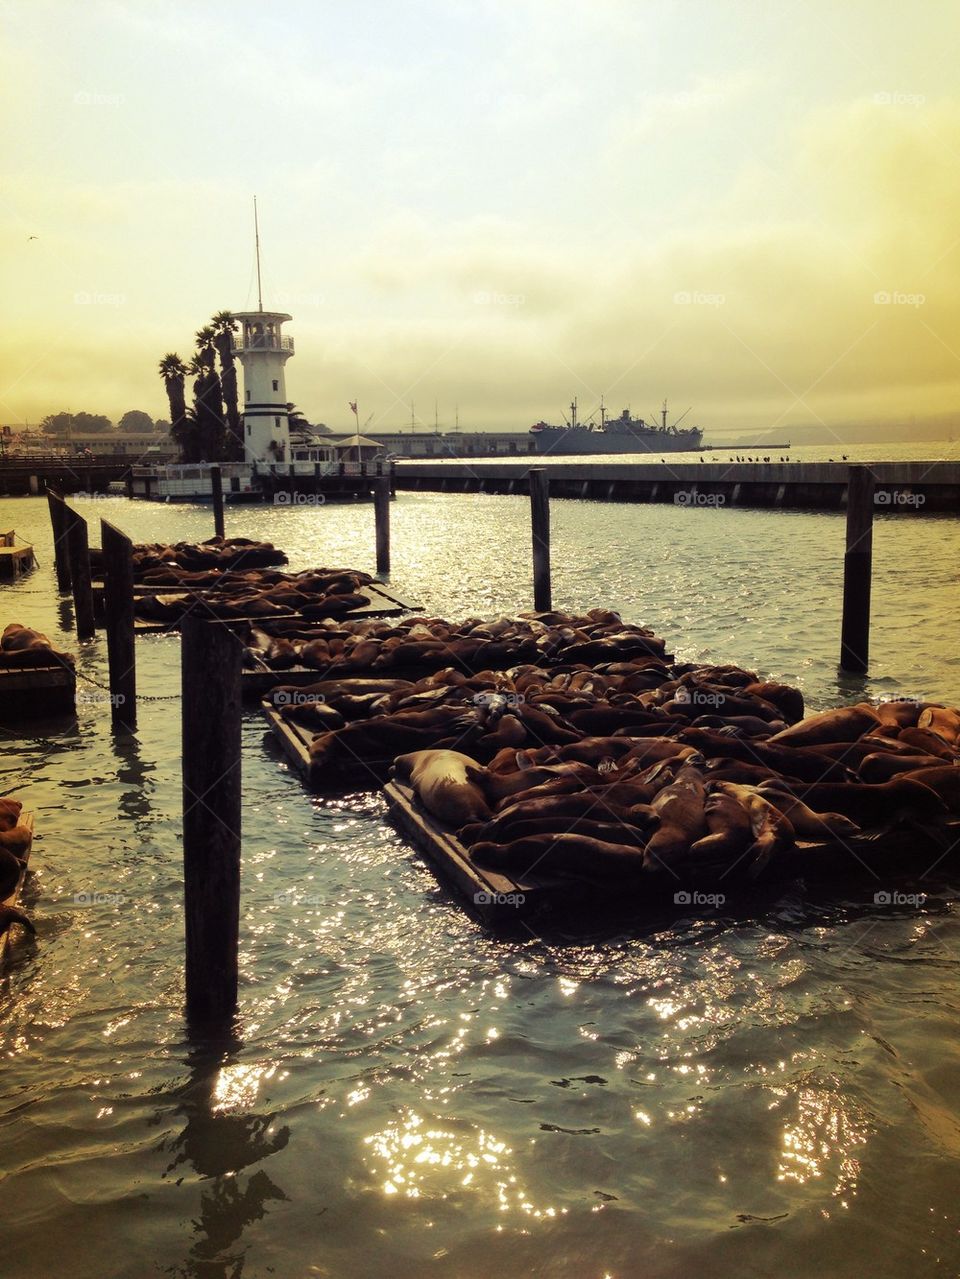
[158,353,196,460]
[191,329,226,461]
[211,311,243,460]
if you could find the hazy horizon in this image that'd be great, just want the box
[3,1,960,447]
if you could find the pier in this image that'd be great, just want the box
[394,459,960,513]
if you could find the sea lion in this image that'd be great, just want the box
[678,729,851,782]
[897,766,960,813]
[791,777,947,826]
[711,783,796,875]
[896,728,960,760]
[767,704,880,748]
[309,707,480,769]
[744,681,805,725]
[687,790,754,865]
[873,700,924,730]
[642,767,708,872]
[461,814,650,849]
[0,797,23,831]
[471,832,646,881]
[704,759,785,786]
[918,706,960,747]
[393,749,491,826]
[754,782,861,839]
[857,752,948,784]
[0,905,34,938]
[0,825,32,858]
[0,846,24,898]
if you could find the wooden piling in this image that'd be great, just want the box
[840,465,874,673]
[47,489,72,591]
[210,466,225,540]
[181,615,242,1024]
[101,519,137,729]
[529,467,552,612]
[375,474,391,576]
[64,504,96,639]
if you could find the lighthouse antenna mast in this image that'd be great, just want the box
[254,195,263,313]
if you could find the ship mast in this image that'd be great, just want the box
[600,396,606,429]
[570,397,578,430]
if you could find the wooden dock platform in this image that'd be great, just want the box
[0,531,36,578]
[1,810,35,961]
[0,663,76,719]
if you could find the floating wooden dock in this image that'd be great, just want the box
[0,530,36,578]
[395,459,960,513]
[262,702,400,788]
[0,810,35,961]
[0,662,76,719]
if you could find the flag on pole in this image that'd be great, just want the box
[349,401,358,419]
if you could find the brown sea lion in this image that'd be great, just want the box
[754,782,861,839]
[461,814,650,849]
[393,749,491,826]
[811,738,924,768]
[896,728,959,760]
[767,704,880,749]
[643,767,708,872]
[897,766,960,813]
[744,681,805,725]
[678,729,851,782]
[0,798,23,831]
[792,777,947,826]
[918,706,960,747]
[711,783,796,875]
[687,790,754,864]
[471,832,646,881]
[858,752,948,784]
[0,846,24,898]
[0,825,32,858]
[873,700,924,730]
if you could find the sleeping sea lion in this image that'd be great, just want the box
[918,706,960,747]
[857,752,948,784]
[0,797,23,831]
[0,846,24,898]
[642,767,708,872]
[896,728,960,760]
[754,781,860,839]
[393,749,491,826]
[744,681,805,725]
[0,824,32,858]
[897,766,960,813]
[687,790,754,865]
[711,782,796,875]
[471,832,646,881]
[791,777,947,826]
[767,704,880,748]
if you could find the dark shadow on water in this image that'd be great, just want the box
[158,1025,291,1279]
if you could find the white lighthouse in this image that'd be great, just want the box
[231,309,294,464]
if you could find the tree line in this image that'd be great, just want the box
[38,410,169,435]
[158,311,242,463]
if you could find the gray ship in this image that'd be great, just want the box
[530,398,703,455]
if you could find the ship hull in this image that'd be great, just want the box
[530,429,702,456]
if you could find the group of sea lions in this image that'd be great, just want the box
[89,535,287,581]
[0,623,75,670]
[134,567,374,623]
[388,695,960,890]
[253,608,667,676]
[0,797,34,941]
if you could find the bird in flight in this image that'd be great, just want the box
[27,235,38,241]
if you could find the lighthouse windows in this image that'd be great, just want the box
[275,417,281,428]
[245,389,250,401]
[272,380,279,392]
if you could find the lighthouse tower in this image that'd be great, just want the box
[231,310,294,464]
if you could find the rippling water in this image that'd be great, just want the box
[2,482,960,1279]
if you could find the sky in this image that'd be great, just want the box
[2,0,960,441]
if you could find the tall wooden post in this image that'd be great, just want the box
[840,465,874,673]
[529,467,552,612]
[375,474,391,576]
[101,519,137,729]
[47,489,71,591]
[210,465,225,540]
[181,615,242,1024]
[64,504,96,639]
